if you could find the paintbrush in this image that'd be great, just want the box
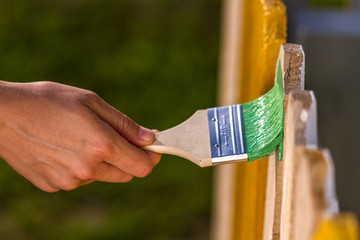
[144,62,284,167]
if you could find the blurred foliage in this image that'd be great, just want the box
[0,0,220,239]
[309,0,350,8]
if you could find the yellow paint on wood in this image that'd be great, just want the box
[231,1,286,239]
[239,0,287,101]
[313,214,359,240]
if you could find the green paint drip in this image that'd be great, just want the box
[242,60,284,161]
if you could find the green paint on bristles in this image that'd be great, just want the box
[242,60,284,161]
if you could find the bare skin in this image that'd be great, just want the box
[0,81,161,192]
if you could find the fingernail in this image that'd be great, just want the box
[138,127,155,142]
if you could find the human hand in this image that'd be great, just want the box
[0,81,161,192]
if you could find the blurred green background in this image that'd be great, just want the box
[0,0,220,239]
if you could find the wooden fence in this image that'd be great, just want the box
[211,0,359,239]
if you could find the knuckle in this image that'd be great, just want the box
[72,166,96,181]
[82,91,100,105]
[148,151,162,166]
[35,81,57,96]
[36,81,55,89]
[87,138,114,160]
[117,114,132,134]
[52,175,80,191]
[59,181,79,191]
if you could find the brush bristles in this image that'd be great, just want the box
[242,61,284,161]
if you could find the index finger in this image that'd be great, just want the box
[95,119,159,178]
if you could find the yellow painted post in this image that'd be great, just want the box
[239,1,287,101]
[313,214,359,240]
[232,1,286,240]
[213,0,286,239]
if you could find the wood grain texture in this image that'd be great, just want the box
[212,0,287,239]
[263,43,306,240]
[213,0,359,238]
[234,1,287,237]
[266,43,305,240]
[261,44,359,239]
[280,91,340,240]
[279,91,318,240]
[144,110,213,167]
[211,0,244,238]
[274,90,359,240]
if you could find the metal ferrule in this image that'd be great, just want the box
[207,104,248,164]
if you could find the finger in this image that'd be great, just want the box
[93,162,133,183]
[30,177,60,193]
[107,135,155,178]
[87,117,156,178]
[79,180,94,186]
[145,131,161,166]
[86,96,155,147]
[23,170,60,193]
[6,158,60,193]
[31,161,82,191]
[145,150,162,167]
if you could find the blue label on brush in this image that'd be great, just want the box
[207,105,247,158]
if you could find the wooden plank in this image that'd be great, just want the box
[292,147,334,240]
[213,0,286,239]
[263,153,277,240]
[279,90,320,240]
[217,0,244,106]
[239,0,287,100]
[267,90,311,239]
[262,46,360,239]
[214,0,360,235]
[211,0,244,238]
[214,0,360,238]
[263,43,305,240]
[233,1,287,237]
[276,90,359,240]
[263,44,305,240]
[218,1,286,240]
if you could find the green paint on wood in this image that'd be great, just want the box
[243,60,284,161]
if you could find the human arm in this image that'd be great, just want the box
[0,80,161,192]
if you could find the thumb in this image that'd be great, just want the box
[116,113,155,146]
[85,94,155,147]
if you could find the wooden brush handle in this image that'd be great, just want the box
[143,110,213,167]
